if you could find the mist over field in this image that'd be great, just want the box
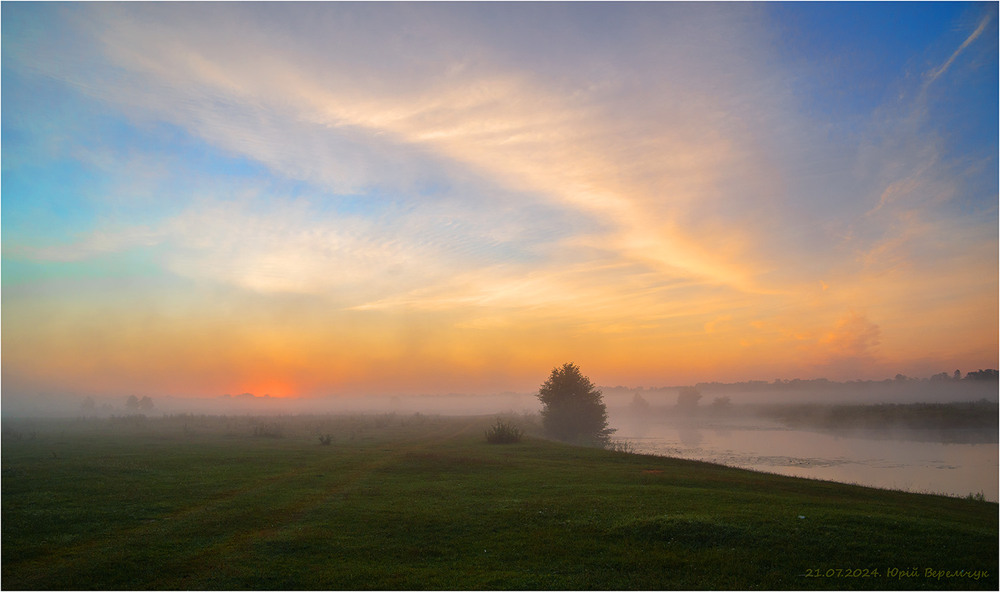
[4,370,996,419]
[4,369,997,503]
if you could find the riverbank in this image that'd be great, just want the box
[611,414,998,501]
[3,414,996,590]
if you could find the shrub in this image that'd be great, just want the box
[605,439,636,454]
[485,419,523,444]
[318,434,332,446]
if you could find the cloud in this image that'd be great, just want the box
[924,13,992,86]
[30,3,806,295]
[2,3,996,393]
[820,312,882,359]
[704,316,733,334]
[11,227,163,262]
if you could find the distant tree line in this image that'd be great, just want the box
[764,400,999,438]
[605,369,999,397]
[963,369,999,381]
[695,370,999,392]
[80,395,155,415]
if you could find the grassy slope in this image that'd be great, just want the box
[2,414,996,590]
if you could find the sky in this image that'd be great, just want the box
[2,2,997,401]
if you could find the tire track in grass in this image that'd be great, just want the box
[6,449,345,588]
[10,416,481,589]
[148,416,482,587]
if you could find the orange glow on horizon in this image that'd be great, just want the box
[236,379,299,399]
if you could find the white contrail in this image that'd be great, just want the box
[925,13,991,85]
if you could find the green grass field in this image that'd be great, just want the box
[2,413,996,590]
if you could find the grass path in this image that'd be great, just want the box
[163,416,484,584]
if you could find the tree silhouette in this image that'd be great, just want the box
[125,395,154,414]
[676,387,701,411]
[537,363,614,446]
[965,369,999,381]
[629,392,651,413]
[710,396,732,413]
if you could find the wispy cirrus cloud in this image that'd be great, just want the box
[34,2,799,294]
[3,2,996,396]
[924,12,992,86]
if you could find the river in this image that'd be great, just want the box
[610,415,998,501]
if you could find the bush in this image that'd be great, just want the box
[605,439,636,454]
[318,434,332,445]
[485,419,523,444]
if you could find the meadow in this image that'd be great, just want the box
[2,413,996,590]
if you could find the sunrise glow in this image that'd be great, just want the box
[3,2,997,404]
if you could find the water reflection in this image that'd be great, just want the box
[678,428,702,447]
[612,415,999,501]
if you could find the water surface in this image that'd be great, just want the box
[612,416,998,501]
